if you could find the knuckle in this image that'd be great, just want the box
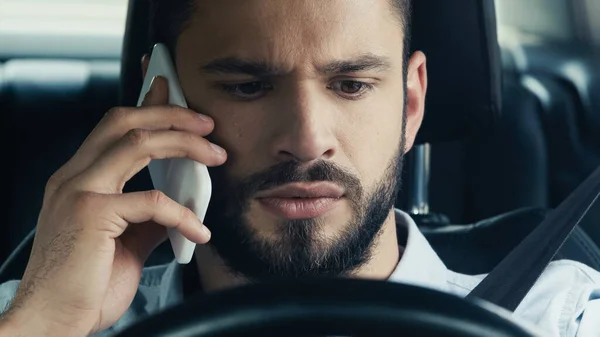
[145,190,169,207]
[181,131,199,145]
[165,104,186,114]
[72,191,100,210]
[168,105,196,120]
[45,168,71,197]
[106,106,130,124]
[126,128,150,147]
[45,172,62,193]
[179,207,194,222]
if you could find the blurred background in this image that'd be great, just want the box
[0,0,126,58]
[2,0,600,58]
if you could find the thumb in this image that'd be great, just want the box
[141,75,169,107]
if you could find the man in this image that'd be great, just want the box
[0,0,598,336]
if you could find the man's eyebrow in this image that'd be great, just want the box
[201,57,284,77]
[318,54,392,74]
[200,54,392,77]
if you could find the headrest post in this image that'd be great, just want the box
[409,144,431,215]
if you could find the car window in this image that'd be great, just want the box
[495,0,600,48]
[0,0,127,59]
[495,0,575,42]
[583,0,600,46]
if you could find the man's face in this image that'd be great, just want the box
[174,0,425,280]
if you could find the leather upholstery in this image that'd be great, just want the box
[501,40,600,247]
[421,207,600,275]
[410,0,502,143]
[397,75,550,223]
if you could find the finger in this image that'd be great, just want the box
[53,103,214,194]
[102,76,213,138]
[108,190,211,249]
[84,104,215,163]
[52,77,170,192]
[73,129,226,193]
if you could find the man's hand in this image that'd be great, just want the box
[0,76,226,337]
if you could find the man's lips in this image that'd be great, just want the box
[255,182,344,199]
[255,182,344,219]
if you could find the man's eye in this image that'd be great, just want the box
[329,80,373,99]
[221,81,273,99]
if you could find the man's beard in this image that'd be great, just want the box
[202,137,406,282]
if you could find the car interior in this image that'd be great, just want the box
[0,0,599,335]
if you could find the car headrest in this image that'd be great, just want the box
[120,0,502,144]
[410,0,502,143]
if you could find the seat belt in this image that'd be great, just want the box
[466,165,600,311]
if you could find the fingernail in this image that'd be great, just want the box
[196,113,212,122]
[210,143,225,155]
[201,224,211,239]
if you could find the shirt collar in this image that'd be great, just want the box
[157,209,450,309]
[388,209,450,293]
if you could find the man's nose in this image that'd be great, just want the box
[269,85,338,163]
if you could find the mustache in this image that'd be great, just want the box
[249,160,360,194]
[211,160,364,204]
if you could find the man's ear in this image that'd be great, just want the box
[141,54,151,79]
[403,51,428,154]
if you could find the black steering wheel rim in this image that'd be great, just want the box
[117,278,536,337]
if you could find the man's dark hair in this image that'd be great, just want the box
[148,0,412,60]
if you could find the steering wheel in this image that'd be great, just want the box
[117,278,539,337]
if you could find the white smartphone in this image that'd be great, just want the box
[136,43,212,264]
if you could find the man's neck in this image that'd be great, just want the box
[193,209,401,293]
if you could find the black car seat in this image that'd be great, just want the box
[396,5,552,225]
[406,68,551,224]
[501,37,600,246]
[458,47,552,222]
[1,59,120,261]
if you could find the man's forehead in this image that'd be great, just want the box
[178,0,406,68]
[190,0,400,22]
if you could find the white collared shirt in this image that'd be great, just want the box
[1,210,599,336]
[390,210,600,337]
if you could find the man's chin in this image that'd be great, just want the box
[204,192,387,280]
